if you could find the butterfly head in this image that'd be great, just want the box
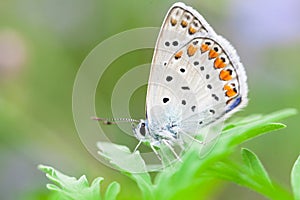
[133,119,151,141]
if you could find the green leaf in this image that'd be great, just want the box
[97,142,149,173]
[291,156,300,200]
[104,181,120,200]
[94,109,296,200]
[38,164,119,200]
[122,171,154,200]
[151,109,296,200]
[241,148,271,185]
[208,159,293,200]
[224,122,286,146]
[97,142,154,200]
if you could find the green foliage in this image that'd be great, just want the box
[292,156,300,200]
[40,109,298,200]
[38,165,120,200]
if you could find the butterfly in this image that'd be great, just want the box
[95,2,248,160]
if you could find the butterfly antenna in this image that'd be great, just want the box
[91,117,139,125]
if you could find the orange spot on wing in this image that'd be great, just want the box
[201,44,209,52]
[226,89,237,97]
[170,18,177,26]
[188,27,197,34]
[181,20,188,27]
[219,70,232,81]
[223,84,237,97]
[209,50,219,59]
[214,57,227,68]
[224,84,231,91]
[187,45,198,57]
[175,51,183,59]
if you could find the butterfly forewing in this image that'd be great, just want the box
[146,3,214,118]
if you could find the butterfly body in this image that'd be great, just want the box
[134,118,182,149]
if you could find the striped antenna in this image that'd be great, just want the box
[91,117,139,125]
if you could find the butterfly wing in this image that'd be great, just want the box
[146,2,215,90]
[146,3,248,138]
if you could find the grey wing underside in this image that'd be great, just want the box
[146,3,248,135]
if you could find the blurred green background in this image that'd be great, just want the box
[0,0,299,199]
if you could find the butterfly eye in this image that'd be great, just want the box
[139,125,146,136]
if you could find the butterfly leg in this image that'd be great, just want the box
[162,139,182,162]
[133,140,142,153]
[132,140,142,153]
[149,144,162,161]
